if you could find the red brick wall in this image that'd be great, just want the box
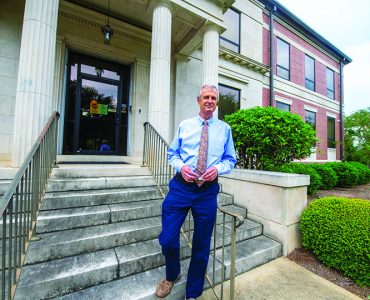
[263,28,270,65]
[273,21,339,70]
[263,13,341,102]
[290,46,304,86]
[262,87,270,107]
[274,92,341,160]
[315,61,326,96]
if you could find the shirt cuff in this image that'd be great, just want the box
[214,164,222,176]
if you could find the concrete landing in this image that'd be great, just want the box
[199,257,361,300]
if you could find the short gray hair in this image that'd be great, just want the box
[197,84,219,102]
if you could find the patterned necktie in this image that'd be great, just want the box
[195,120,208,186]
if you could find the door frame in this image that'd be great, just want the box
[63,50,130,155]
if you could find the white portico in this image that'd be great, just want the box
[5,0,229,167]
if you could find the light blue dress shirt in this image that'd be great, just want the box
[168,115,237,176]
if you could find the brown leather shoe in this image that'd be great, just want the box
[155,275,181,298]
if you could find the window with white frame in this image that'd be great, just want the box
[220,8,240,53]
[276,101,290,112]
[327,117,336,148]
[218,84,240,120]
[326,68,335,99]
[305,55,315,91]
[276,38,290,80]
[305,110,316,130]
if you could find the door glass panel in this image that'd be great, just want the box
[81,63,120,80]
[78,79,119,152]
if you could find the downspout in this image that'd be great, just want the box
[339,59,345,161]
[269,5,276,106]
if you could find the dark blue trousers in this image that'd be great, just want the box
[159,176,218,299]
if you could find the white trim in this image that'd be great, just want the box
[264,76,340,113]
[304,105,317,113]
[275,95,292,105]
[326,112,337,119]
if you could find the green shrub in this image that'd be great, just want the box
[224,107,316,170]
[300,197,370,287]
[278,163,321,195]
[310,164,338,190]
[326,162,360,187]
[346,161,370,185]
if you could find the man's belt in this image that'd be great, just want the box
[174,173,218,187]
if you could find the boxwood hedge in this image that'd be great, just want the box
[309,164,338,190]
[326,162,360,187]
[300,197,370,287]
[278,163,321,195]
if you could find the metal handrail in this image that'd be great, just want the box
[142,122,244,300]
[0,111,59,299]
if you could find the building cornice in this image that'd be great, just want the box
[219,47,269,75]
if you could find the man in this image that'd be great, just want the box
[155,84,237,299]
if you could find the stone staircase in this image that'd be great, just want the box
[14,160,282,299]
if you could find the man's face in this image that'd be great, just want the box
[198,88,218,117]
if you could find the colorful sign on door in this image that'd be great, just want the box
[90,100,108,115]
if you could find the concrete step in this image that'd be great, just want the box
[24,216,163,265]
[36,199,164,233]
[56,155,142,164]
[15,234,278,300]
[15,218,264,299]
[217,235,283,278]
[15,249,118,300]
[53,236,281,300]
[41,186,163,210]
[0,179,11,196]
[24,212,260,266]
[51,165,151,178]
[46,175,157,192]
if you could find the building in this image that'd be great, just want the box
[0,0,351,169]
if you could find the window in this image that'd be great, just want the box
[305,110,316,130]
[220,8,240,53]
[276,101,290,112]
[326,68,335,99]
[327,117,336,148]
[276,38,290,80]
[305,110,316,146]
[305,55,315,91]
[218,84,240,120]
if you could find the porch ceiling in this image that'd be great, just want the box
[64,0,206,50]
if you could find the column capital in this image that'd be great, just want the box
[148,0,176,15]
[201,21,224,36]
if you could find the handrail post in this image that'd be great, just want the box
[0,112,59,298]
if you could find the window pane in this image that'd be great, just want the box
[305,79,315,91]
[277,38,290,80]
[81,63,120,80]
[218,84,240,120]
[326,68,334,99]
[305,110,316,130]
[277,66,289,80]
[305,55,315,91]
[220,8,240,52]
[276,101,290,112]
[327,117,336,148]
[220,38,239,52]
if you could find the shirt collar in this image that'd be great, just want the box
[197,114,215,126]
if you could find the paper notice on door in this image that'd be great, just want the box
[90,100,108,115]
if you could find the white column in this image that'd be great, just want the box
[12,0,59,167]
[203,24,220,86]
[148,1,172,141]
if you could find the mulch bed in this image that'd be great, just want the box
[288,183,370,299]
